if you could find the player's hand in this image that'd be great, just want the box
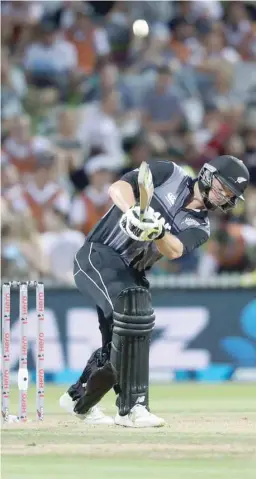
[120,206,165,241]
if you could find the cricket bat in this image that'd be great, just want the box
[138,161,154,221]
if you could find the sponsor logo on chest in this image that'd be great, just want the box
[166,192,177,206]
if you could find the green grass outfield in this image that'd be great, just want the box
[2,383,256,479]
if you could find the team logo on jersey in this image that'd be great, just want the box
[166,192,176,206]
[183,217,200,227]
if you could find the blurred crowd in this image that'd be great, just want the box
[1,0,256,283]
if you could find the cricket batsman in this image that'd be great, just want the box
[60,155,249,427]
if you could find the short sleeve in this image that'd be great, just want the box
[176,228,209,255]
[94,28,110,56]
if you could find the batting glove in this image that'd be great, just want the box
[120,206,166,241]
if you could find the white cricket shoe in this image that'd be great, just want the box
[83,405,114,425]
[115,404,165,428]
[59,392,114,425]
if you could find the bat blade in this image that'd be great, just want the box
[138,162,154,220]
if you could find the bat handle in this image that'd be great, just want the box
[139,207,144,221]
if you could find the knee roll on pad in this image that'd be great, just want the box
[110,287,155,416]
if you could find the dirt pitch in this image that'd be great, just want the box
[1,384,256,479]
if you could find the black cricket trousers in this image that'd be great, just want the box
[73,241,149,347]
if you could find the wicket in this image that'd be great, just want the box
[1,281,45,422]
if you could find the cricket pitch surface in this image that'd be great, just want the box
[2,384,256,479]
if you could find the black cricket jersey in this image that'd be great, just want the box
[87,161,210,271]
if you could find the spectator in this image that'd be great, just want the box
[168,16,200,65]
[1,154,25,214]
[10,151,70,233]
[192,104,221,154]
[244,123,256,187]
[122,134,152,173]
[196,109,234,166]
[1,48,28,130]
[202,217,251,274]
[225,134,245,160]
[105,1,132,67]
[225,2,255,60]
[64,3,110,76]
[1,197,50,281]
[142,65,184,149]
[85,63,136,114]
[1,1,43,56]
[2,114,51,180]
[24,20,78,100]
[52,108,82,153]
[1,1,43,28]
[243,122,256,227]
[190,1,223,22]
[77,90,125,169]
[70,154,114,236]
[40,212,85,285]
[51,107,84,179]
[68,146,104,193]
[132,27,172,72]
[129,0,174,25]
[192,30,241,70]
[203,63,246,114]
[85,63,141,137]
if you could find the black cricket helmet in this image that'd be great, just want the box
[198,155,250,212]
